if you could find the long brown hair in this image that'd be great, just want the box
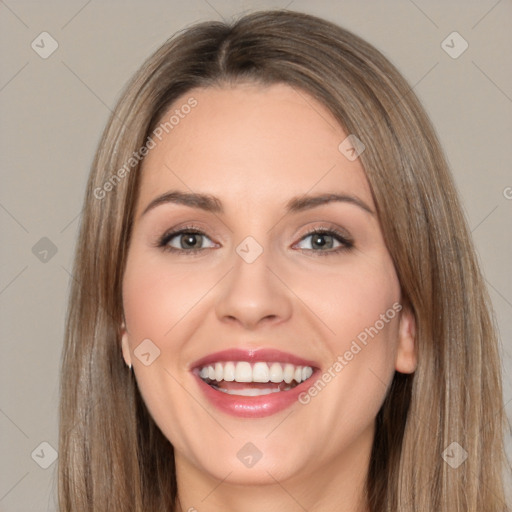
[58,9,510,511]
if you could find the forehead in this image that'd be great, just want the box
[136,83,373,215]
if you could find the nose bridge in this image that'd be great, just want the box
[214,233,293,329]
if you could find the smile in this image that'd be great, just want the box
[198,361,314,396]
[191,348,319,417]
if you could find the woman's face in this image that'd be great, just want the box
[121,82,416,486]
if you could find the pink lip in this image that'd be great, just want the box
[190,348,319,370]
[190,348,320,418]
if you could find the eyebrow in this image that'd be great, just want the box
[140,190,375,217]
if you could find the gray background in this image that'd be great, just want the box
[0,0,511,510]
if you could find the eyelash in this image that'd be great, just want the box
[156,224,354,257]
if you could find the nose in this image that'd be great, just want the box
[215,244,293,330]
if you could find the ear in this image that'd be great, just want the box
[395,305,417,374]
[120,321,133,369]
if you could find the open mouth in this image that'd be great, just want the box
[196,361,315,396]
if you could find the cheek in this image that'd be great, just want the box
[298,252,402,421]
[304,254,401,350]
[122,251,212,343]
[121,254,208,449]
[294,259,401,439]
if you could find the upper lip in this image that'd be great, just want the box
[190,348,320,370]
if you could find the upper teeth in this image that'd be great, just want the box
[198,361,314,384]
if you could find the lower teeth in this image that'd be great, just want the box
[210,384,292,396]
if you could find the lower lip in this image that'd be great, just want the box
[192,372,318,418]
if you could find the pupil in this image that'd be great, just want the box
[313,234,332,249]
[183,233,200,249]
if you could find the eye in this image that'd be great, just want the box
[157,226,216,253]
[156,225,354,256]
[294,227,354,255]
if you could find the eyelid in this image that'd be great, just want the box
[295,223,353,244]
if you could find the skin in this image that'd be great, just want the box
[120,82,417,512]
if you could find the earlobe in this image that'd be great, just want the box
[395,305,417,374]
[120,322,133,369]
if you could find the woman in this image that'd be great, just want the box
[58,9,510,511]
